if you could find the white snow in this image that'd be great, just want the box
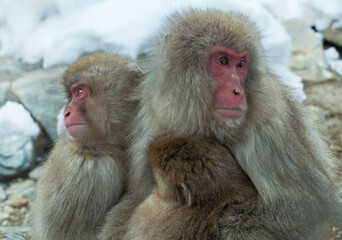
[0,0,341,101]
[56,107,65,137]
[324,47,342,76]
[325,47,340,61]
[329,61,342,76]
[258,0,342,30]
[0,101,40,139]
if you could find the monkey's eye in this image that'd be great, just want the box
[219,57,228,65]
[76,88,83,96]
[237,60,246,68]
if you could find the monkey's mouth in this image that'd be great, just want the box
[65,123,86,137]
[214,107,245,120]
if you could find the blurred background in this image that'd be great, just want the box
[0,0,341,239]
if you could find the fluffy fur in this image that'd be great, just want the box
[30,52,143,240]
[123,135,257,240]
[100,10,339,240]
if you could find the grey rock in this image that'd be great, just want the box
[0,72,19,83]
[0,135,35,180]
[322,20,342,47]
[0,58,24,73]
[0,226,31,240]
[5,180,35,200]
[0,212,10,221]
[0,82,10,106]
[282,19,333,82]
[11,66,67,139]
[0,185,6,201]
[305,105,329,122]
[28,166,44,181]
[3,206,14,214]
[0,58,41,73]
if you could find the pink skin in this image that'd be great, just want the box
[207,46,249,120]
[63,82,91,138]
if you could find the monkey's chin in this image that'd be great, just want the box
[66,124,87,139]
[214,108,245,121]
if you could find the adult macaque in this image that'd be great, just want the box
[101,10,339,240]
[124,135,257,240]
[30,52,143,240]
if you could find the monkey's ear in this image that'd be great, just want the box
[178,183,192,206]
[127,62,145,74]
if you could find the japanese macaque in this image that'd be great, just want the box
[100,10,339,240]
[124,135,257,240]
[30,52,143,240]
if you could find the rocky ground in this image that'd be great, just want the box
[304,76,342,239]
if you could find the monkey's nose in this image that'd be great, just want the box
[64,111,71,118]
[233,89,240,96]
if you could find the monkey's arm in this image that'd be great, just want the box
[149,135,258,206]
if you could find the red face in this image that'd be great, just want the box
[63,81,91,138]
[207,46,249,121]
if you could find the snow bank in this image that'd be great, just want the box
[2,0,340,101]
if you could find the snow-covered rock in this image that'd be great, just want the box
[282,19,333,82]
[0,82,10,107]
[322,21,342,47]
[0,102,39,179]
[324,47,342,76]
[12,66,67,139]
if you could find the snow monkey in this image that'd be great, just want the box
[100,10,339,240]
[123,135,258,240]
[30,52,144,240]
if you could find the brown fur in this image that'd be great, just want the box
[123,135,257,240]
[100,10,339,240]
[30,52,144,240]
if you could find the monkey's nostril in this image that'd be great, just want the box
[64,112,70,118]
[233,90,240,96]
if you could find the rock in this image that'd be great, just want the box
[0,102,39,179]
[0,135,35,180]
[0,58,41,73]
[0,58,24,74]
[0,226,31,240]
[282,19,333,82]
[322,20,342,47]
[324,47,342,76]
[8,197,28,208]
[329,60,342,76]
[3,206,14,214]
[0,82,11,106]
[0,186,6,201]
[304,81,342,114]
[0,213,10,221]
[324,47,340,61]
[0,72,19,83]
[28,166,44,181]
[0,101,40,139]
[305,105,329,122]
[11,66,67,140]
[5,180,35,200]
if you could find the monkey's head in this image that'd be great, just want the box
[62,52,143,145]
[145,10,275,139]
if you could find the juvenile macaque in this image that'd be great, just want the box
[123,135,257,240]
[30,52,143,240]
[101,10,339,240]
